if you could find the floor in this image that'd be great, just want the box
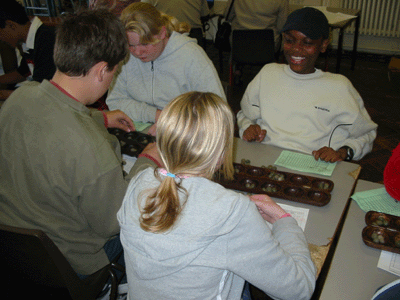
[204,42,400,184]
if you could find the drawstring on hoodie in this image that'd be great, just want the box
[151,61,155,105]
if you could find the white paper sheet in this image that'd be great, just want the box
[122,154,137,173]
[309,6,358,25]
[265,203,309,231]
[378,250,400,276]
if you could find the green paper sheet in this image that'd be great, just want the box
[352,187,400,216]
[274,150,336,177]
[134,121,152,132]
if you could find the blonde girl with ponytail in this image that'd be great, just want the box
[117,91,316,300]
[140,91,234,233]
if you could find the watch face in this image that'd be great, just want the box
[346,147,354,161]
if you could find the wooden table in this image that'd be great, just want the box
[234,138,361,298]
[233,138,360,246]
[319,180,399,299]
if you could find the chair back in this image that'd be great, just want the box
[189,27,205,49]
[0,224,113,300]
[231,29,275,65]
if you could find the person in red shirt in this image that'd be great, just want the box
[384,143,400,201]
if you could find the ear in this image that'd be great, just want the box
[158,26,167,40]
[95,61,109,82]
[320,38,330,54]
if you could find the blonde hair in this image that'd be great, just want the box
[120,2,190,45]
[140,92,235,233]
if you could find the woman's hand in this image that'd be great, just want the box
[147,123,157,136]
[249,194,288,224]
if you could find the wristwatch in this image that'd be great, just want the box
[339,146,354,161]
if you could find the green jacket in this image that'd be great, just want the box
[0,80,156,274]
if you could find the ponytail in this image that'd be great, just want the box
[140,169,187,233]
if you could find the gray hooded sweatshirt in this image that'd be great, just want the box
[117,168,316,300]
[106,32,226,123]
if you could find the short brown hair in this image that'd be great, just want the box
[54,9,128,76]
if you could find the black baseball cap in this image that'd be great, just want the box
[281,7,329,40]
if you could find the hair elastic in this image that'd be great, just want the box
[159,168,190,180]
[159,168,176,178]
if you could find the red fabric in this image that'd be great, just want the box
[384,143,400,201]
[88,94,109,111]
[138,153,162,168]
[51,80,109,128]
[50,80,79,103]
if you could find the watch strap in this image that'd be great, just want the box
[339,146,354,161]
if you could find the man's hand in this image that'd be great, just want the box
[105,110,135,132]
[312,146,346,163]
[243,124,266,142]
[249,194,288,224]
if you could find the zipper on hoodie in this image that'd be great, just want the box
[151,61,155,106]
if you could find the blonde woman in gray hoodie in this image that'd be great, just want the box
[106,3,225,134]
[118,91,316,300]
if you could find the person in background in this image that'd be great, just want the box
[224,0,289,53]
[384,143,400,201]
[0,0,56,99]
[224,0,289,84]
[0,41,29,101]
[0,9,159,279]
[106,2,225,135]
[87,0,141,111]
[141,0,210,32]
[237,7,377,163]
[89,0,140,15]
[118,91,316,300]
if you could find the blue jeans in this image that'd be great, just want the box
[77,235,125,282]
[242,281,252,300]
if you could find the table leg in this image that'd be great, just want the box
[351,14,361,71]
[336,28,344,73]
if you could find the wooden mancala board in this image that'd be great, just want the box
[362,211,400,254]
[213,162,334,206]
[108,128,155,157]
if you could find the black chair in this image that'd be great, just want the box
[189,27,205,50]
[229,29,276,86]
[0,224,124,300]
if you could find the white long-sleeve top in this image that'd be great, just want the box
[237,63,377,161]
